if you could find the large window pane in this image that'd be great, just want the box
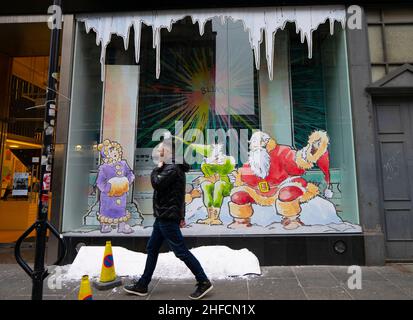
[63,15,360,235]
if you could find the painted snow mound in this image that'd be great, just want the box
[187,195,343,227]
[63,245,261,281]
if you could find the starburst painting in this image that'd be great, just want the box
[136,20,260,154]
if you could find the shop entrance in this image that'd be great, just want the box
[0,21,51,243]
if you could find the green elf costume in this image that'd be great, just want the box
[189,143,235,225]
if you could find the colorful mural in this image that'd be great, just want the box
[182,130,347,231]
[66,16,361,236]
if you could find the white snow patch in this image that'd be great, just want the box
[62,245,261,281]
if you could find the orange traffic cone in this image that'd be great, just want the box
[94,241,122,290]
[78,275,93,300]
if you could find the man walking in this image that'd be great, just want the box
[124,135,213,299]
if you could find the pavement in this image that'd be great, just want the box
[1,261,413,300]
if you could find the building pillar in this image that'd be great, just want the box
[346,7,385,265]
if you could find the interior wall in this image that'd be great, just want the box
[12,56,48,89]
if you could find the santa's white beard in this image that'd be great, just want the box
[249,148,270,179]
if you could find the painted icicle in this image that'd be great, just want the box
[78,5,346,82]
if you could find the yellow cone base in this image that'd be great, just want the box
[93,276,123,291]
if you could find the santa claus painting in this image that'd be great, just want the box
[229,130,332,230]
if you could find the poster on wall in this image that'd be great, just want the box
[12,172,29,196]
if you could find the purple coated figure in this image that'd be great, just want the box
[96,139,135,234]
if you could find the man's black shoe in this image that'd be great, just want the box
[189,280,213,300]
[123,281,148,296]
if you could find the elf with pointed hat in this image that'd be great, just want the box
[229,130,332,230]
[189,143,235,225]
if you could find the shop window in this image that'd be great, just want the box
[63,14,360,234]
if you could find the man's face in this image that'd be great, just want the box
[157,142,172,161]
[158,143,165,158]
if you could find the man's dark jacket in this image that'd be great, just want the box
[150,162,190,221]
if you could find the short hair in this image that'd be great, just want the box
[159,134,176,162]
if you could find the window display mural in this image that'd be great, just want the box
[63,6,361,236]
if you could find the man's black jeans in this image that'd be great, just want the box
[138,218,208,286]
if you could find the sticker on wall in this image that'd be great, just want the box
[45,126,54,136]
[41,193,49,203]
[43,173,51,191]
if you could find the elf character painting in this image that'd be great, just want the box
[96,139,135,234]
[229,130,332,230]
[190,143,235,225]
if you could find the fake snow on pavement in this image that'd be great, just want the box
[61,245,261,281]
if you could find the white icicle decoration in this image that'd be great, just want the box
[78,5,346,82]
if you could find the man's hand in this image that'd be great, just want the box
[179,219,186,228]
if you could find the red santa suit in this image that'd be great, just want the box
[228,130,331,230]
